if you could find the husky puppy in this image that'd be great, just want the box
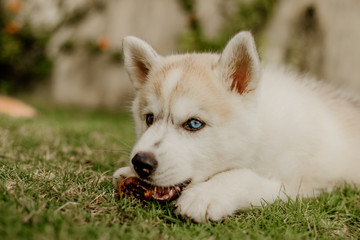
[113,31,360,222]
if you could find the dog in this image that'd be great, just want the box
[113,31,360,222]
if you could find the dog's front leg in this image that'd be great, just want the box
[175,168,283,222]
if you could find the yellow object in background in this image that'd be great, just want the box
[0,95,36,118]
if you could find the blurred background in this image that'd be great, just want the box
[1,0,360,115]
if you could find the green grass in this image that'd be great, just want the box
[0,106,359,239]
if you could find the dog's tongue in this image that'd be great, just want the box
[153,185,181,202]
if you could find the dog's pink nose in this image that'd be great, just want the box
[131,152,158,179]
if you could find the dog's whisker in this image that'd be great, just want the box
[92,148,131,154]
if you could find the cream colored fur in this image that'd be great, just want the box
[113,31,360,222]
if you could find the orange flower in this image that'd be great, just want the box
[7,0,22,13]
[5,22,20,35]
[97,37,110,51]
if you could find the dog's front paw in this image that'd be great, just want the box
[112,166,133,188]
[175,182,234,222]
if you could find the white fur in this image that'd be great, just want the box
[162,68,183,99]
[114,31,360,222]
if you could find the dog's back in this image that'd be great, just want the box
[254,66,360,195]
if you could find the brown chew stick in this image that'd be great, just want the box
[118,177,153,201]
[118,177,182,202]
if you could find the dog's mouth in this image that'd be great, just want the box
[118,177,191,202]
[152,180,191,201]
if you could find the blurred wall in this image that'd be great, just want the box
[48,0,188,109]
[196,0,238,39]
[264,0,360,92]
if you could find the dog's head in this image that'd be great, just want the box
[122,31,261,187]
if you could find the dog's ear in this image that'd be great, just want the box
[216,31,261,95]
[123,37,161,91]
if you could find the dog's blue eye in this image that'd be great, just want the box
[189,120,202,129]
[183,118,205,131]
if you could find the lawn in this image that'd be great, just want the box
[0,105,359,239]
